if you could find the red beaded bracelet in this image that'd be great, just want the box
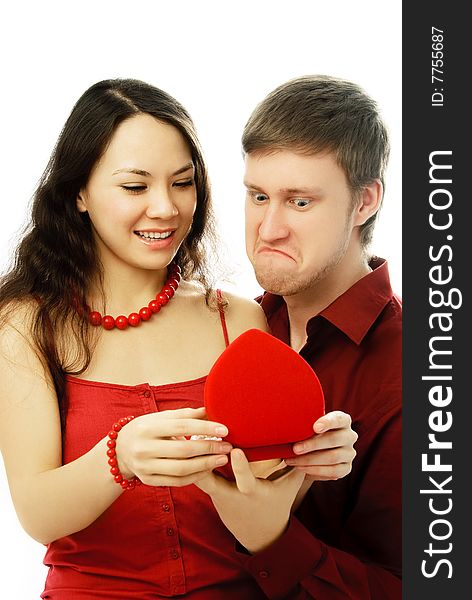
[107,416,142,491]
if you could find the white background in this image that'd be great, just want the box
[0,1,401,597]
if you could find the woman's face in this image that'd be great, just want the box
[77,114,197,274]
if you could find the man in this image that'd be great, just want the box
[198,75,401,599]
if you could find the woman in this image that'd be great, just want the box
[0,79,355,599]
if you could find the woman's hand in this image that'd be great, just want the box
[196,449,306,554]
[116,407,232,486]
[285,410,358,480]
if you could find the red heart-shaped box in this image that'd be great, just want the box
[204,328,325,462]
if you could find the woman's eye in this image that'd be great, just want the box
[121,185,146,194]
[173,179,194,188]
[291,198,311,208]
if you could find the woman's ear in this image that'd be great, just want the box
[76,191,88,213]
[353,180,383,226]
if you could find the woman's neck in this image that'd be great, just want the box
[89,263,170,315]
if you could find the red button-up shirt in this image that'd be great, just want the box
[243,258,402,599]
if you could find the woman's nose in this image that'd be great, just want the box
[145,188,179,219]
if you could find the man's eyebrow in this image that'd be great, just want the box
[279,186,323,195]
[244,181,323,195]
[112,162,195,177]
[243,181,264,191]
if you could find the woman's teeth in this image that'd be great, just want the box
[136,231,173,240]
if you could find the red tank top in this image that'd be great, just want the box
[41,293,265,599]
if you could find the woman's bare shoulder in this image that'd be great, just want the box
[0,299,56,431]
[216,288,268,338]
[172,281,268,340]
[0,299,49,379]
[0,298,37,346]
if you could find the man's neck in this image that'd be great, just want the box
[285,253,372,352]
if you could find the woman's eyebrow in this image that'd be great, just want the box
[172,162,195,176]
[112,168,151,177]
[112,162,194,177]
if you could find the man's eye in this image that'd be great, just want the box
[291,198,311,208]
[249,191,268,202]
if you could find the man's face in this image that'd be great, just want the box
[244,150,360,297]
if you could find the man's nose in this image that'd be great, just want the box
[258,204,289,242]
[146,187,178,219]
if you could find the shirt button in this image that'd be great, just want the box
[170,549,180,560]
[143,390,151,398]
[162,504,170,512]
[258,570,270,579]
[167,527,175,536]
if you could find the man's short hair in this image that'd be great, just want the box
[242,75,390,247]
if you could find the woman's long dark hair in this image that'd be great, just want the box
[0,79,217,423]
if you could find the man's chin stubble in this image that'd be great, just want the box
[255,267,308,297]
[254,251,345,298]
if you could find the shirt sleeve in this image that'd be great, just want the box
[237,402,402,599]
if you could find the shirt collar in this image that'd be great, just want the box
[260,257,394,346]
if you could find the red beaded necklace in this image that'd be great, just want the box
[88,264,181,331]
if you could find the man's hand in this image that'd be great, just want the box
[285,411,358,480]
[196,448,305,554]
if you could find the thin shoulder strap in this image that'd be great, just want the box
[216,289,230,348]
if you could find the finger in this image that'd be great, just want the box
[313,410,352,434]
[231,449,257,494]
[286,446,357,467]
[158,407,207,419]
[288,462,353,480]
[153,439,233,458]
[141,469,220,488]
[293,428,358,455]
[143,415,229,439]
[140,453,229,479]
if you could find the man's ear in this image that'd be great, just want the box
[76,191,88,213]
[353,180,383,226]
